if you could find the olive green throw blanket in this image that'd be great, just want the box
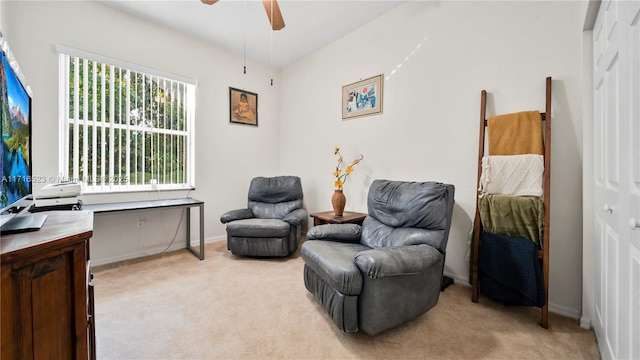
[479,195,544,248]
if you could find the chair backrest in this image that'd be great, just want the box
[247,176,303,219]
[360,180,455,254]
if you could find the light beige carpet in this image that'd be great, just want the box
[93,240,600,360]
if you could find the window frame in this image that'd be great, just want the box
[56,45,197,194]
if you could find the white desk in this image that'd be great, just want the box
[84,198,205,260]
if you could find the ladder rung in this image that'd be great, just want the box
[483,112,546,126]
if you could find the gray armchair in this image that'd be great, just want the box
[220,176,307,257]
[301,180,455,335]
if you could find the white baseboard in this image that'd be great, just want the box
[92,236,224,267]
[188,236,225,247]
[579,317,592,330]
[443,272,471,286]
[549,303,581,320]
[442,272,582,321]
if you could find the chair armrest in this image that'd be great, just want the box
[220,208,254,223]
[282,208,308,226]
[354,245,442,279]
[306,224,362,243]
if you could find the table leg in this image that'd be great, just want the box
[186,204,205,260]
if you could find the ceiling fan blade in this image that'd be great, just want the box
[262,0,285,31]
[201,0,219,5]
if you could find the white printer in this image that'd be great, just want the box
[34,182,83,207]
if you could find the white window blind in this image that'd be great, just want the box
[58,48,195,193]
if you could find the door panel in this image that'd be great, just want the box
[605,53,620,188]
[606,0,618,41]
[605,226,619,356]
[627,3,640,360]
[596,218,604,327]
[630,246,640,360]
[628,1,640,254]
[595,78,605,185]
[593,1,637,359]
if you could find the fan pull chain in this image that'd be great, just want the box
[270,0,274,86]
[243,0,247,74]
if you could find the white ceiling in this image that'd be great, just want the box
[99,0,407,69]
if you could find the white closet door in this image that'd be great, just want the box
[592,1,639,359]
[627,1,640,359]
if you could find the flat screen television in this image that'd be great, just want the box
[0,36,46,234]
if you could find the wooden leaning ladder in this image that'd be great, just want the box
[470,77,552,329]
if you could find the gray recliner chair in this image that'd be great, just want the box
[220,176,307,257]
[301,180,455,335]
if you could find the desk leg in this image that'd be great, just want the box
[186,204,205,260]
[199,204,204,259]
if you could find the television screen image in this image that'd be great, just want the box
[1,44,32,210]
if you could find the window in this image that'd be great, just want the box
[58,47,196,193]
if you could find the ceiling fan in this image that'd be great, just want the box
[201,0,286,31]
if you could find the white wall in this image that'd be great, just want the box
[579,0,601,330]
[280,1,584,317]
[3,0,282,264]
[4,0,587,318]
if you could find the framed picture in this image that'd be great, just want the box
[342,74,383,120]
[229,87,258,126]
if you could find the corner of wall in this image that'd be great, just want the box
[582,0,601,31]
[580,1,598,335]
[580,316,593,330]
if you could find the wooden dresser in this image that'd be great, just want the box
[1,210,95,360]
